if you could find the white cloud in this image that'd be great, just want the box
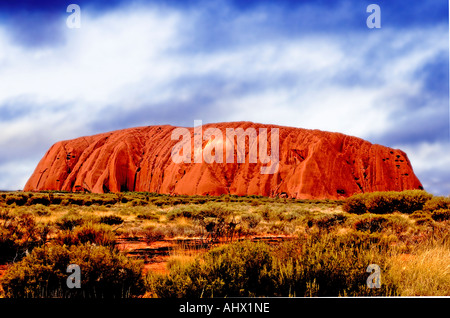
[399,142,450,196]
[0,3,448,194]
[0,7,182,107]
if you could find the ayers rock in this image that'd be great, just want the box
[24,122,423,199]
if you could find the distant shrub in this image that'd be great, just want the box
[99,215,124,226]
[56,213,84,230]
[89,196,118,206]
[410,210,430,219]
[26,195,51,206]
[142,226,165,244]
[130,199,147,206]
[69,197,84,205]
[1,244,145,298]
[343,190,433,214]
[241,213,261,229]
[82,199,93,206]
[167,205,200,220]
[5,194,28,206]
[55,223,116,247]
[415,216,435,227]
[60,199,71,206]
[315,213,348,231]
[256,205,282,221]
[136,211,159,221]
[280,211,301,222]
[431,209,450,222]
[151,198,170,207]
[423,197,450,213]
[30,204,51,216]
[167,204,233,224]
[353,215,389,233]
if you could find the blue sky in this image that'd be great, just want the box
[0,0,448,195]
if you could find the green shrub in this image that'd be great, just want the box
[431,209,450,222]
[315,213,348,230]
[136,211,159,221]
[26,195,51,206]
[149,235,397,297]
[30,204,51,216]
[353,215,389,233]
[55,223,116,247]
[1,244,145,298]
[342,193,367,214]
[142,226,165,244]
[0,212,44,264]
[130,199,147,206]
[274,233,397,296]
[151,198,170,207]
[423,197,450,213]
[55,213,84,230]
[280,211,299,221]
[151,241,275,297]
[241,213,262,229]
[5,194,28,206]
[256,205,282,221]
[415,216,435,227]
[410,210,431,219]
[343,190,433,214]
[166,206,188,220]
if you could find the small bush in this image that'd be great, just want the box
[130,199,147,206]
[99,215,124,226]
[56,213,84,230]
[55,223,116,247]
[256,205,281,221]
[26,195,51,206]
[0,212,43,263]
[410,210,431,219]
[1,244,145,298]
[136,212,159,221]
[315,213,348,230]
[167,205,203,220]
[342,194,367,214]
[343,190,433,215]
[28,204,51,217]
[143,226,165,244]
[431,209,450,222]
[152,198,170,207]
[241,213,261,229]
[353,215,389,233]
[5,194,28,206]
[415,216,435,227]
[423,197,450,213]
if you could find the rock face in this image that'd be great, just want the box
[24,122,423,199]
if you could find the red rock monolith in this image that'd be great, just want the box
[24,122,423,199]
